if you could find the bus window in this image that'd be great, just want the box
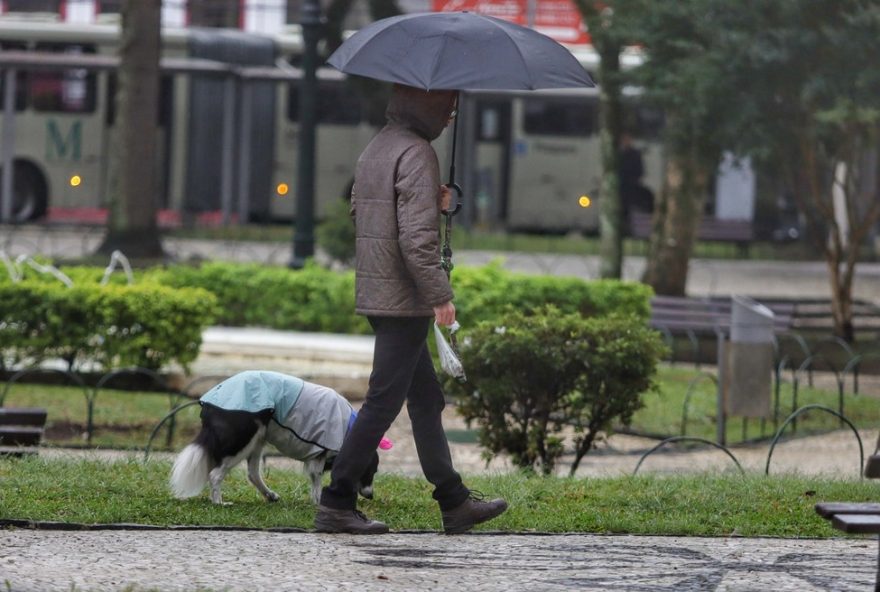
[97,0,123,14]
[288,81,362,125]
[5,0,61,11]
[522,98,596,137]
[30,44,97,114]
[188,0,241,28]
[0,42,28,111]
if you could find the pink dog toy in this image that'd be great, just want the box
[379,437,393,450]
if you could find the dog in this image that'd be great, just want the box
[170,371,386,505]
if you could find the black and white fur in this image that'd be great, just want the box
[170,403,378,505]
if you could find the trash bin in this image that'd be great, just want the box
[724,296,774,418]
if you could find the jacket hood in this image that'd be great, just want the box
[385,84,456,141]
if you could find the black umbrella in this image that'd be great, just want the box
[327,11,594,273]
[326,11,595,91]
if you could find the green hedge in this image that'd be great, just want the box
[147,262,371,334]
[147,261,651,332]
[0,281,217,372]
[2,260,651,347]
[450,263,652,325]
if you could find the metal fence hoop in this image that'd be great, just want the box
[776,331,811,361]
[842,352,880,396]
[143,399,201,461]
[0,366,89,406]
[633,436,744,476]
[93,367,186,447]
[680,372,718,437]
[793,354,845,425]
[764,404,863,478]
[813,336,856,361]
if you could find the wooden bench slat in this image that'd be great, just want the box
[0,408,48,426]
[831,514,880,534]
[0,427,43,446]
[816,502,880,518]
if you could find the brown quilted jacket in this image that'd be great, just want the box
[350,85,457,317]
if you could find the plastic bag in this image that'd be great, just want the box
[434,321,466,383]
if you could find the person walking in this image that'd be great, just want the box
[314,84,508,535]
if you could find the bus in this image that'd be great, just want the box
[0,15,306,224]
[1,15,758,238]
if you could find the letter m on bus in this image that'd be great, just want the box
[46,119,82,162]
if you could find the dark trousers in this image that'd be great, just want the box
[320,316,470,512]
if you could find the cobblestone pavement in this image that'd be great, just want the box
[1,529,876,592]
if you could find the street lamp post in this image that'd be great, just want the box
[290,0,323,269]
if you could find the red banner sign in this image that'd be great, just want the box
[432,0,590,45]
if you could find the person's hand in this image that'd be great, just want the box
[433,301,456,326]
[439,185,452,212]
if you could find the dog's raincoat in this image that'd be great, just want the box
[200,371,354,460]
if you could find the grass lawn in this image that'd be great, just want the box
[630,366,880,443]
[0,381,202,450]
[1,365,872,451]
[0,455,877,537]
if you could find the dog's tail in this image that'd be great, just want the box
[170,443,210,499]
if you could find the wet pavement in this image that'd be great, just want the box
[1,529,876,591]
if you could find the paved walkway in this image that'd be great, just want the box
[1,529,876,591]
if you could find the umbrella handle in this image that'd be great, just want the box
[442,182,463,217]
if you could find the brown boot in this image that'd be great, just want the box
[441,492,508,534]
[314,505,389,534]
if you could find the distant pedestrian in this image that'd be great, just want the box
[314,84,508,535]
[619,132,654,222]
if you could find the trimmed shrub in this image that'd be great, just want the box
[450,263,652,328]
[444,308,667,475]
[148,261,370,334]
[149,261,650,334]
[0,281,217,372]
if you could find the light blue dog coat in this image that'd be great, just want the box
[200,371,354,460]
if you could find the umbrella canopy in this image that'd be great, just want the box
[327,11,595,91]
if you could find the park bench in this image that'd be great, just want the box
[628,211,754,254]
[650,295,795,335]
[651,295,880,339]
[649,295,796,364]
[815,502,880,591]
[0,407,48,457]
[778,298,880,336]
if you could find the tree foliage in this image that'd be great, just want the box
[611,0,880,339]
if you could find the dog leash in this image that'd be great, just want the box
[440,184,464,373]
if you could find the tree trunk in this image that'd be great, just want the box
[597,40,624,279]
[791,128,880,343]
[96,0,164,259]
[642,152,709,295]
